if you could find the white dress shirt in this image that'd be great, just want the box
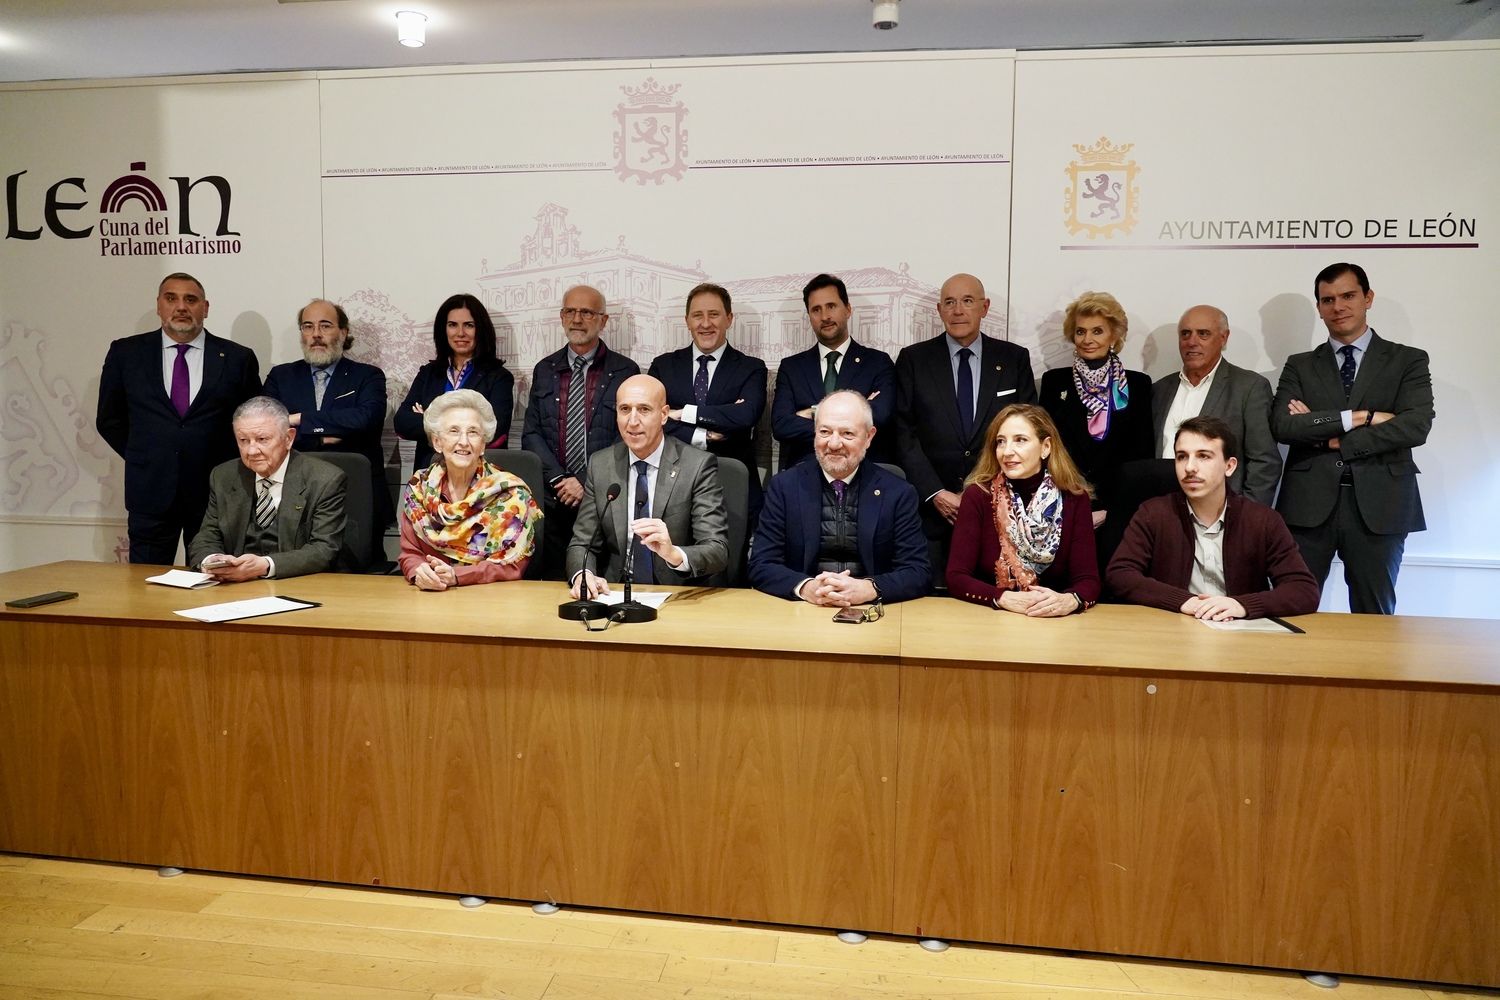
[160,329,206,403]
[678,342,728,448]
[1159,359,1222,458]
[1186,497,1227,597]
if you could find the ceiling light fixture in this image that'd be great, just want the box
[395,10,428,47]
[872,0,899,30]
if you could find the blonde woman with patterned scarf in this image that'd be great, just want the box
[946,404,1099,616]
[399,389,540,590]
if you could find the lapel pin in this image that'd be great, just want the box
[1060,391,1067,400]
[873,489,882,496]
[670,470,678,479]
[854,357,862,363]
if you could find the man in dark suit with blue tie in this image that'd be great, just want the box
[96,272,262,565]
[894,272,1037,588]
[262,299,393,541]
[751,390,929,605]
[1272,262,1434,614]
[771,273,895,472]
[648,282,768,523]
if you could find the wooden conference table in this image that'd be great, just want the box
[1,561,1497,986]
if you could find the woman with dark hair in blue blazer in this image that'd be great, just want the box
[395,292,515,474]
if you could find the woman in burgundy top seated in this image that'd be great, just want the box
[946,403,1100,616]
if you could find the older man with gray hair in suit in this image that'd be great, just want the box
[188,396,348,581]
[1150,304,1282,506]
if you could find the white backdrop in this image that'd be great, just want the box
[1008,43,1498,614]
[3,44,1495,616]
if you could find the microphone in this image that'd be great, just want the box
[557,482,621,622]
[615,502,658,625]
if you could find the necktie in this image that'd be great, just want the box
[832,479,846,503]
[823,350,840,397]
[1339,344,1357,398]
[170,343,191,418]
[254,478,276,530]
[694,354,713,406]
[956,347,975,439]
[313,368,331,409]
[566,355,588,474]
[631,459,654,583]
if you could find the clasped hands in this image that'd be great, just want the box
[200,552,271,582]
[412,555,459,591]
[797,571,878,608]
[996,586,1076,618]
[569,518,686,598]
[1179,594,1247,621]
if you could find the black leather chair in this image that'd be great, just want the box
[485,447,547,580]
[713,456,750,587]
[307,452,376,572]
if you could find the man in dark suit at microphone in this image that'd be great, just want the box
[566,374,729,598]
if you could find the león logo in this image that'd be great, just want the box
[4,160,242,257]
[1063,137,1140,239]
[613,78,689,185]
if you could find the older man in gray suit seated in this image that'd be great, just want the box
[567,374,729,598]
[1149,304,1282,505]
[188,396,348,581]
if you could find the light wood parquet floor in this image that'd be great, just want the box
[1,852,1494,1000]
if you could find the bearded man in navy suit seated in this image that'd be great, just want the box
[749,390,928,606]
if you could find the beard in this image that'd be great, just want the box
[302,342,344,367]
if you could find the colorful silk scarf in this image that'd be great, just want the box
[1071,354,1131,441]
[991,473,1065,590]
[404,459,539,566]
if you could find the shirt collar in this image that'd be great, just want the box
[1186,494,1227,532]
[1178,357,1223,388]
[568,343,599,367]
[820,465,860,488]
[698,342,728,365]
[1328,327,1375,356]
[260,451,293,487]
[817,338,852,364]
[631,436,666,471]
[944,333,979,358]
[161,329,206,352]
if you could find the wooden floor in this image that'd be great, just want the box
[0,853,1493,1000]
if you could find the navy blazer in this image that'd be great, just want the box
[96,329,262,516]
[521,341,640,488]
[771,340,896,471]
[263,356,393,526]
[749,460,930,603]
[649,342,768,503]
[894,333,1036,535]
[394,358,514,473]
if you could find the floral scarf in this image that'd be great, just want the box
[404,459,539,566]
[1070,354,1131,441]
[991,473,1065,591]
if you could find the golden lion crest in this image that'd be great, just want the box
[1063,136,1140,239]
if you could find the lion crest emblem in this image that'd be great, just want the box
[1063,137,1140,239]
[613,78,689,184]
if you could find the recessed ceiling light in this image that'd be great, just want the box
[395,10,428,47]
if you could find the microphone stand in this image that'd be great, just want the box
[614,527,658,624]
[558,483,619,622]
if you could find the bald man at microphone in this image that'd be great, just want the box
[567,374,729,598]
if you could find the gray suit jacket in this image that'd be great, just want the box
[565,436,729,585]
[1151,359,1282,505]
[188,450,348,578]
[1270,331,1433,535]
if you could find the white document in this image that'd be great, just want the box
[146,569,220,589]
[174,596,319,623]
[1201,617,1299,634]
[594,590,672,610]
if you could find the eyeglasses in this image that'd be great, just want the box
[561,308,603,321]
[440,428,485,441]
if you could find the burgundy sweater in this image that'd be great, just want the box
[946,477,1100,608]
[1106,493,1320,618]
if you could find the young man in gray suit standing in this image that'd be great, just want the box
[1271,263,1434,614]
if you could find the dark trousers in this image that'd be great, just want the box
[541,500,580,582]
[127,495,206,566]
[1289,485,1405,615]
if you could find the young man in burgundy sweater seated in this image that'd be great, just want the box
[1107,415,1320,621]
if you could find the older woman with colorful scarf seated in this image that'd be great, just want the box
[1039,290,1154,571]
[946,404,1099,616]
[399,389,540,590]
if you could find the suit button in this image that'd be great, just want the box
[1336,460,1344,467]
[964,450,972,457]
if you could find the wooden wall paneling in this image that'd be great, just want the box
[0,622,133,861]
[1256,684,1500,985]
[119,625,217,868]
[892,662,1015,943]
